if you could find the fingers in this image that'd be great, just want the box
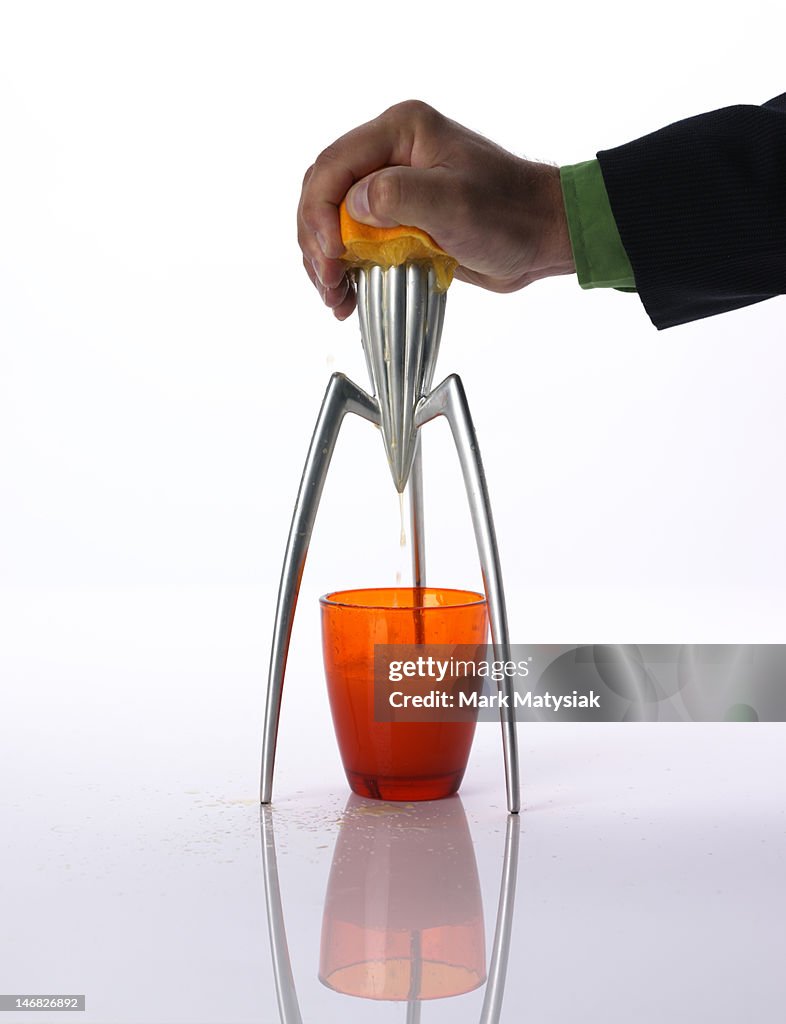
[301,255,357,320]
[297,101,446,313]
[301,101,438,241]
[298,168,345,289]
[346,165,465,254]
[331,277,357,320]
[298,109,410,263]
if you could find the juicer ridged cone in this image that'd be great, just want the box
[355,262,446,492]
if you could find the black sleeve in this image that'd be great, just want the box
[597,93,786,329]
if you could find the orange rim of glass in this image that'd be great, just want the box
[319,587,486,611]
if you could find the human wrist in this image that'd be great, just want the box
[529,162,576,279]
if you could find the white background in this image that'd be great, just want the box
[0,1,785,638]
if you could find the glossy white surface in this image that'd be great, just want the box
[1,585,784,1023]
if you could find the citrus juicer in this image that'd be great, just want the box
[260,259,521,813]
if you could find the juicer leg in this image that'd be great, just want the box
[260,808,303,1024]
[409,437,426,587]
[416,375,521,814]
[260,373,380,805]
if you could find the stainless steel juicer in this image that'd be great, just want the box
[260,260,521,813]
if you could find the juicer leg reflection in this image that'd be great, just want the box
[260,800,519,1024]
[479,813,521,1024]
[416,375,521,814]
[260,808,303,1024]
[260,373,380,805]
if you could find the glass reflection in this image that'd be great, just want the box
[319,795,485,1000]
[260,797,519,1024]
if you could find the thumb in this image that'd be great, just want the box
[346,166,453,238]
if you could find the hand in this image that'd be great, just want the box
[297,99,576,320]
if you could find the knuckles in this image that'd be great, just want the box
[383,98,441,128]
[314,140,344,169]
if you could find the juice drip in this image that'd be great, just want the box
[395,491,407,591]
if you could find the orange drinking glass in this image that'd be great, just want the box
[320,587,488,801]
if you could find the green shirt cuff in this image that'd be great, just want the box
[560,159,637,291]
